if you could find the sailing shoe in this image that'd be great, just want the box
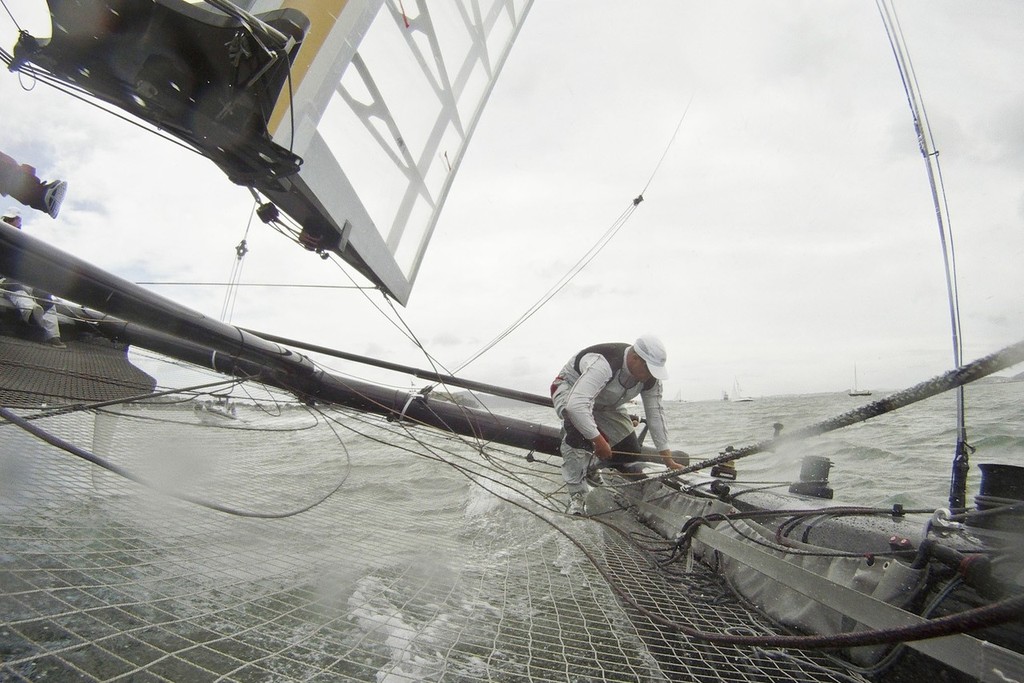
[43,180,67,219]
[566,492,587,516]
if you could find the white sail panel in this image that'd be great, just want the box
[255,0,534,304]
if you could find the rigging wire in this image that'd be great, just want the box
[453,201,640,374]
[876,0,969,511]
[1,46,204,159]
[0,0,22,33]
[639,93,694,196]
[362,295,519,449]
[22,378,245,420]
[219,202,257,323]
[0,404,352,519]
[135,282,367,289]
[232,199,433,358]
[647,336,1024,485]
[267,218,480,398]
[452,97,695,375]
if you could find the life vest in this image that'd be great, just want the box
[573,342,656,391]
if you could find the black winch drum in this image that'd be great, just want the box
[977,463,1024,500]
[789,455,834,499]
[971,463,1024,531]
[799,455,833,483]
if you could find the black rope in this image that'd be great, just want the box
[14,378,244,420]
[658,337,1024,480]
[579,507,1024,649]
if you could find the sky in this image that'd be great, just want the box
[2,1,1023,401]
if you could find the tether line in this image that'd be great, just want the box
[455,98,695,374]
[658,338,1024,481]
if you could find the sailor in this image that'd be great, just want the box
[0,150,67,219]
[1,208,66,347]
[550,335,684,515]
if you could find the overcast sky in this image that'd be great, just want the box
[2,1,1023,401]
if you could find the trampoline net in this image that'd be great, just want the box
[0,346,869,682]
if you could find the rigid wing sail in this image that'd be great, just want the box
[10,0,533,304]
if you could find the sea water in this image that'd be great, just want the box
[506,379,1024,507]
[349,380,1024,680]
[663,381,1024,508]
[2,380,1022,681]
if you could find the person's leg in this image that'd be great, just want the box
[0,152,44,208]
[594,408,645,474]
[560,439,593,496]
[0,151,66,217]
[6,288,40,324]
[36,306,62,343]
[552,382,593,495]
[6,289,63,344]
[560,442,591,515]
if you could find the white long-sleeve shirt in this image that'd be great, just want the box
[554,346,671,452]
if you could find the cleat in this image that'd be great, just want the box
[43,180,67,218]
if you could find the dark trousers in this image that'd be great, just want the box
[562,418,642,471]
[0,152,47,212]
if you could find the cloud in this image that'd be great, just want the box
[2,0,1022,402]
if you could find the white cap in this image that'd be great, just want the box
[633,335,668,380]
[2,208,22,228]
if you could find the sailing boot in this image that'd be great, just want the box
[566,492,587,516]
[43,180,67,218]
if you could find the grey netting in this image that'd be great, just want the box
[1,349,870,682]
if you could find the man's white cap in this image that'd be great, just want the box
[633,335,668,380]
[2,207,22,228]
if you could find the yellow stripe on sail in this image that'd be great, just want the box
[267,0,351,136]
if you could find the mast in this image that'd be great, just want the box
[0,220,561,455]
[0,221,684,467]
[877,1,968,511]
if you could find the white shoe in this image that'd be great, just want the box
[566,492,587,516]
[43,180,67,219]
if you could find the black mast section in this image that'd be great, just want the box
[0,222,560,456]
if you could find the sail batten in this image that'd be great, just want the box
[10,0,533,305]
[259,0,535,303]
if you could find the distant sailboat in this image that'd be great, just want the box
[849,364,872,396]
[731,378,754,402]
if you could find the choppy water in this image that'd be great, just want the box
[510,379,1024,508]
[2,379,1022,681]
[666,381,1024,508]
